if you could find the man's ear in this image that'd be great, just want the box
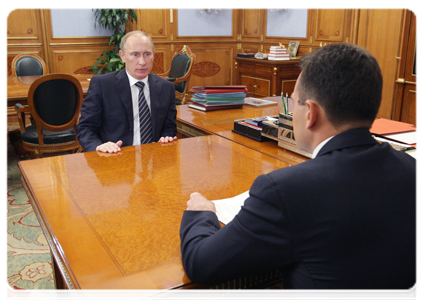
[119,50,125,62]
[305,100,320,130]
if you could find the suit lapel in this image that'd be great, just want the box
[148,74,161,137]
[114,70,133,129]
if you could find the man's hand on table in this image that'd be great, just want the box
[186,192,216,213]
[159,136,178,143]
[96,140,123,153]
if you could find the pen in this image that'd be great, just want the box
[286,92,289,113]
[281,92,287,114]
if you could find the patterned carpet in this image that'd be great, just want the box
[7,130,55,289]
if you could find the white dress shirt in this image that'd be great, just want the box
[312,136,334,159]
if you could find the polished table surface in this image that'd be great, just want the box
[7,74,93,104]
[19,135,290,289]
[176,98,308,166]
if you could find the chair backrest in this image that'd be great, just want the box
[27,74,83,133]
[11,54,47,76]
[168,53,192,93]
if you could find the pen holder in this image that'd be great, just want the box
[277,112,312,158]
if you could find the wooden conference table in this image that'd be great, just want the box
[19,135,290,289]
[176,99,309,166]
[7,73,93,106]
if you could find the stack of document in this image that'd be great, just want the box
[370,118,416,157]
[189,85,248,111]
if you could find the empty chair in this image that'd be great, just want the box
[14,74,83,158]
[157,45,196,105]
[11,53,47,77]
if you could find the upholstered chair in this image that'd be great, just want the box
[157,45,196,105]
[11,54,47,77]
[15,74,83,158]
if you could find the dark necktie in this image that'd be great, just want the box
[135,81,153,144]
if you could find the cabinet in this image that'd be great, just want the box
[311,9,352,44]
[234,57,301,97]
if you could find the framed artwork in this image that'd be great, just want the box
[288,41,300,57]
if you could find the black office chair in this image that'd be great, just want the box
[14,74,83,158]
[157,45,196,105]
[11,53,47,77]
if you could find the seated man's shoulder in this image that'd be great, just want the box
[150,73,175,86]
[93,70,123,81]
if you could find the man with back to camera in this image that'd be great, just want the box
[179,43,416,289]
[77,31,177,153]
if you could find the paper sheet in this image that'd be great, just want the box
[212,191,249,225]
[384,131,417,145]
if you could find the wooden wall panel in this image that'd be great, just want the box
[7,9,46,75]
[357,9,404,119]
[393,10,416,125]
[400,88,416,125]
[7,9,41,40]
[50,47,108,74]
[152,45,172,74]
[188,45,236,89]
[241,44,262,54]
[242,10,262,40]
[313,9,348,43]
[138,9,170,41]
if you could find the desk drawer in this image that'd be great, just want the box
[241,75,270,97]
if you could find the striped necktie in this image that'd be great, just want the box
[135,81,153,144]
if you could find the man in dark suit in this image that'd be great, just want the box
[179,43,416,289]
[77,31,177,153]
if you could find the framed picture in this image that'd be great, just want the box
[288,41,300,57]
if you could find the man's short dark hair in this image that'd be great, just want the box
[298,43,383,128]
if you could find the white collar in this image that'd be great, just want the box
[312,136,334,159]
[126,71,149,87]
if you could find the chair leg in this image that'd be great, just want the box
[34,149,42,159]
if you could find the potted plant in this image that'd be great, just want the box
[90,9,137,74]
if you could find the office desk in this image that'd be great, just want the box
[7,74,93,106]
[176,99,308,165]
[19,135,289,289]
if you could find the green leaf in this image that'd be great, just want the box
[90,9,138,73]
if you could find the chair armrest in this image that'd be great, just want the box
[14,103,31,132]
[156,70,170,77]
[172,73,192,84]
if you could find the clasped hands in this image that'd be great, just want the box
[96,136,177,153]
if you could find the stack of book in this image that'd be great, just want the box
[268,46,290,61]
[189,85,248,111]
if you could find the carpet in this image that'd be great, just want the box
[7,131,55,289]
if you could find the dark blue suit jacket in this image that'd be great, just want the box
[180,128,416,288]
[77,70,177,152]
